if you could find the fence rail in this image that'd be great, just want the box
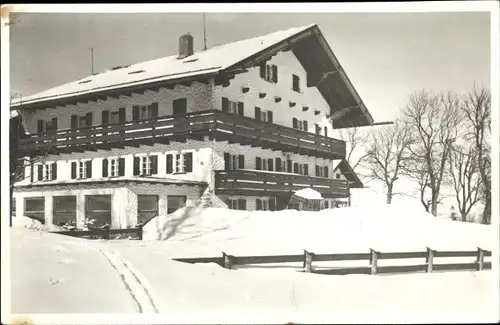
[52,226,143,240]
[172,247,492,275]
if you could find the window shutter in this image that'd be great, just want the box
[316,165,320,176]
[119,107,126,122]
[37,165,43,181]
[118,158,125,176]
[51,118,58,133]
[222,97,229,112]
[71,115,78,129]
[256,157,262,170]
[133,157,140,176]
[238,199,247,211]
[272,65,278,83]
[223,153,231,170]
[71,162,77,179]
[37,120,45,135]
[102,159,109,177]
[324,126,328,137]
[275,158,282,172]
[151,155,158,174]
[303,121,308,131]
[86,113,93,127]
[324,166,329,178]
[238,155,245,169]
[150,102,159,118]
[184,152,193,173]
[269,198,276,211]
[166,154,173,174]
[102,110,110,125]
[268,158,274,171]
[294,162,299,174]
[255,107,261,121]
[267,111,273,123]
[52,163,57,180]
[260,63,266,78]
[303,164,309,176]
[133,105,140,121]
[315,124,321,134]
[30,163,34,183]
[256,199,262,211]
[287,160,293,173]
[86,160,92,178]
[237,102,244,116]
[292,118,298,129]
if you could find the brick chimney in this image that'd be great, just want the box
[178,33,194,59]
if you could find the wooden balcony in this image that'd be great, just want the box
[17,110,346,159]
[214,169,350,198]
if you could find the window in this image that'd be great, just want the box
[71,113,92,129]
[54,196,77,226]
[166,152,193,174]
[228,198,247,210]
[287,203,300,210]
[222,98,244,116]
[133,155,158,176]
[24,197,45,224]
[254,107,273,123]
[255,157,274,171]
[137,195,158,225]
[173,98,187,116]
[71,160,92,179]
[292,74,300,92]
[102,108,126,126]
[316,165,329,178]
[260,63,278,83]
[133,102,159,121]
[167,196,187,214]
[85,195,112,228]
[324,126,328,137]
[256,198,276,211]
[336,173,341,179]
[292,118,308,131]
[102,158,125,177]
[324,200,329,209]
[37,118,58,135]
[224,153,244,170]
[36,163,57,181]
[110,111,120,124]
[315,124,321,135]
[294,163,308,176]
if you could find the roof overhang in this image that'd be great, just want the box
[333,159,364,189]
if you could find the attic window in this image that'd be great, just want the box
[78,80,92,84]
[183,58,199,63]
[128,70,145,75]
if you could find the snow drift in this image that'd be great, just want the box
[141,205,494,257]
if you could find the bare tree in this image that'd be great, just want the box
[461,86,491,224]
[448,142,483,222]
[364,119,414,204]
[402,90,461,216]
[333,127,370,172]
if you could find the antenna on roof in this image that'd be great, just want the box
[203,13,207,51]
[90,47,94,75]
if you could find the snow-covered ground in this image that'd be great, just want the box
[9,204,498,323]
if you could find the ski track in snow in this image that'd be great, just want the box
[98,248,159,314]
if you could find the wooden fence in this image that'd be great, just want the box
[173,247,492,275]
[52,226,143,240]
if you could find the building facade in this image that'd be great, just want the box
[11,24,373,229]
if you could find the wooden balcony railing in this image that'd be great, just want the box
[18,110,346,159]
[214,169,350,198]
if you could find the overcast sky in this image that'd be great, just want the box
[10,12,491,123]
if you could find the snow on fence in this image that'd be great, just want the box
[172,248,492,275]
[52,225,143,240]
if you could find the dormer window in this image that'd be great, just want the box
[260,63,278,83]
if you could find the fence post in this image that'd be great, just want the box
[477,247,484,271]
[222,251,233,269]
[303,249,314,273]
[370,249,379,275]
[426,247,434,273]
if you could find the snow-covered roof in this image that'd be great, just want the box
[12,24,315,107]
[293,188,323,200]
